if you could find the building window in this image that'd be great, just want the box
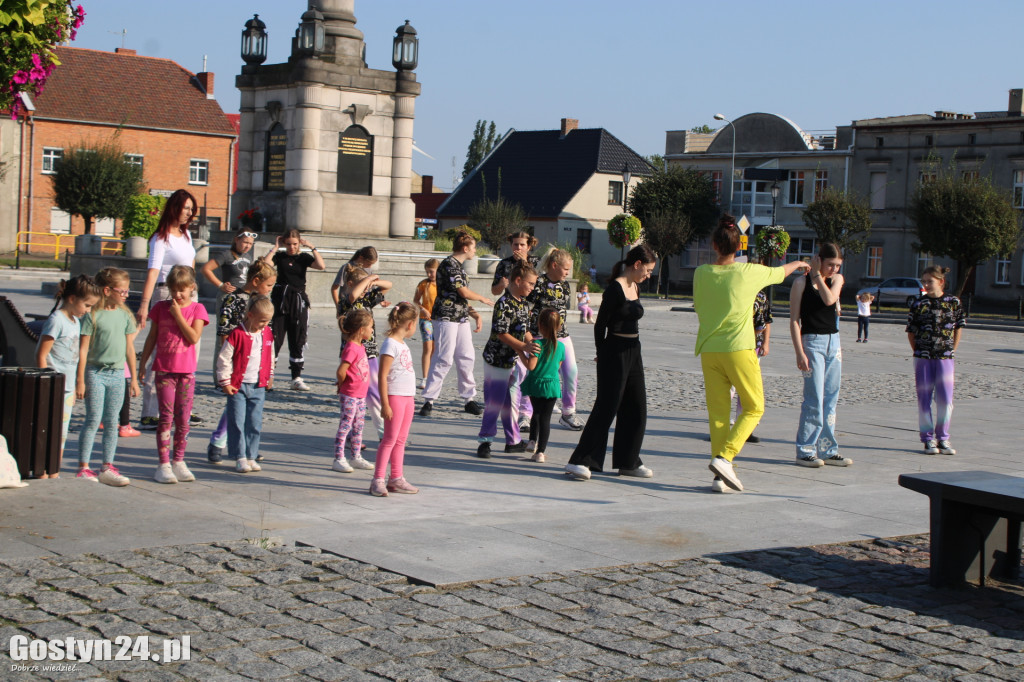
[813,170,829,200]
[125,154,143,171]
[189,159,209,185]
[787,237,817,262]
[866,246,883,278]
[919,170,938,185]
[575,227,592,254]
[607,181,623,206]
[916,252,933,277]
[42,148,63,174]
[50,208,72,234]
[683,238,716,267]
[869,172,887,210]
[709,171,722,205]
[95,217,116,237]
[787,171,806,206]
[875,137,884,148]
[733,180,774,224]
[925,135,933,146]
[1014,170,1024,208]
[967,133,977,145]
[961,169,979,181]
[205,217,222,232]
[995,256,1011,285]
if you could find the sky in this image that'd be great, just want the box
[69,0,1024,192]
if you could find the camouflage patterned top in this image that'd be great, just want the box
[482,292,531,369]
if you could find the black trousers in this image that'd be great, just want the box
[857,315,869,339]
[272,286,310,379]
[119,379,131,426]
[568,336,646,472]
[529,396,557,453]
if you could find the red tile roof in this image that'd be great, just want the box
[33,47,235,136]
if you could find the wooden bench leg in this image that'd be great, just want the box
[931,498,1017,587]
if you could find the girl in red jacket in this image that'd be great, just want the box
[215,295,275,473]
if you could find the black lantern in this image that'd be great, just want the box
[241,14,267,66]
[392,20,418,71]
[621,163,632,210]
[296,7,325,57]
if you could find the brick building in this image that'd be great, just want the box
[15,47,236,255]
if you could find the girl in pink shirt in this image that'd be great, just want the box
[140,265,209,484]
[333,309,375,473]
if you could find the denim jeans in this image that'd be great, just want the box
[796,333,842,458]
[227,383,266,462]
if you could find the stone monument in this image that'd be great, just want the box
[234,1,420,237]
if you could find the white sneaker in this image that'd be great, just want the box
[618,465,653,478]
[349,456,375,470]
[924,440,940,455]
[171,460,195,482]
[564,463,591,481]
[559,412,585,431]
[711,477,736,493]
[332,458,354,473]
[796,455,825,468]
[235,459,252,473]
[552,403,562,415]
[98,465,130,487]
[532,452,546,463]
[518,416,531,431]
[708,457,743,491]
[525,440,537,453]
[153,463,178,484]
[824,454,853,467]
[248,459,262,472]
[416,378,425,389]
[291,378,310,391]
[938,440,956,455]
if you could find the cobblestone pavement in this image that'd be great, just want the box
[3,536,1022,681]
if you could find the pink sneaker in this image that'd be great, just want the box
[76,468,98,481]
[369,478,389,497]
[386,477,419,494]
[118,424,141,438]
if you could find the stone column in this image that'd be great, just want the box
[389,87,415,238]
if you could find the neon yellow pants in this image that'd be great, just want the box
[700,350,764,462]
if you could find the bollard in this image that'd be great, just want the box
[125,236,147,259]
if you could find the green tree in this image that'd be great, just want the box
[469,195,528,251]
[909,164,1021,296]
[801,187,873,255]
[120,193,166,239]
[51,139,143,235]
[628,166,718,292]
[645,154,665,170]
[690,124,715,134]
[1,0,86,115]
[462,119,498,178]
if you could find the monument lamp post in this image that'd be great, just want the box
[770,182,780,227]
[713,113,736,211]
[392,20,419,70]
[620,163,632,259]
[241,14,267,66]
[296,8,325,57]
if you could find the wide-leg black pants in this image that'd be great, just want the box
[568,336,646,472]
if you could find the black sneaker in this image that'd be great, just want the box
[139,416,158,431]
[746,434,760,443]
[419,401,433,417]
[255,454,264,463]
[476,442,492,458]
[464,400,482,416]
[189,414,203,425]
[207,443,225,464]
[504,441,527,453]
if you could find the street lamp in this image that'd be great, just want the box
[770,182,780,227]
[392,20,419,71]
[241,14,268,67]
[620,163,632,260]
[714,113,736,211]
[295,7,325,58]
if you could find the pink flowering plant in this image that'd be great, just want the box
[607,213,642,249]
[1,0,86,118]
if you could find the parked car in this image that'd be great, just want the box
[857,277,926,307]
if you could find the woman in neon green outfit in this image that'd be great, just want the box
[694,215,810,493]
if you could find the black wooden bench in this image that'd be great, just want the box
[899,471,1024,587]
[0,296,41,367]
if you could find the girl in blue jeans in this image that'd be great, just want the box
[215,296,275,473]
[789,243,852,468]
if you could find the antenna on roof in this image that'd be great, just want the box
[108,29,127,49]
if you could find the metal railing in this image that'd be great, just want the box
[301,247,501,265]
[15,231,77,261]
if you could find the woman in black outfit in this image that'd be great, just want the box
[565,244,657,481]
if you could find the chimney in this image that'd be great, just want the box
[196,72,215,99]
[114,47,136,56]
[422,175,434,194]
[560,118,578,138]
[1009,89,1024,116]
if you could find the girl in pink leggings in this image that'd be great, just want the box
[140,265,209,484]
[371,303,420,497]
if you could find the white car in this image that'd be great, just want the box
[858,277,926,307]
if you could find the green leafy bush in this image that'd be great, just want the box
[121,193,166,239]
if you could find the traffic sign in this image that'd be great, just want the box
[737,215,750,234]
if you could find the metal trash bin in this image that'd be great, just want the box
[0,367,64,479]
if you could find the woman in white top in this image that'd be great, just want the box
[136,190,198,428]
